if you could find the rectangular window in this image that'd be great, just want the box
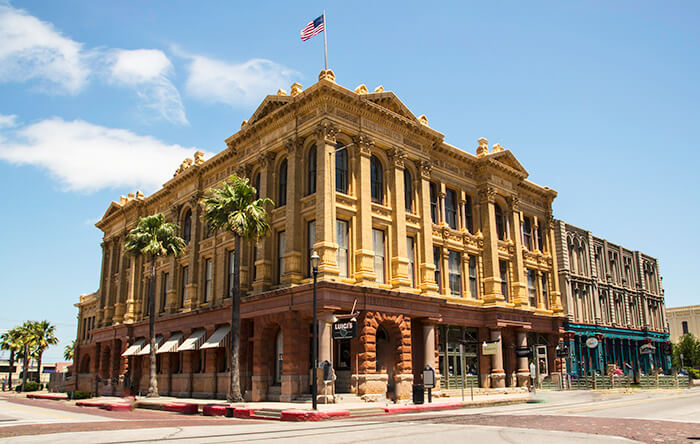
[499,261,509,302]
[307,220,316,277]
[469,256,478,299]
[465,194,473,233]
[536,224,544,251]
[180,266,188,308]
[527,269,537,307]
[203,259,212,303]
[336,220,349,278]
[277,231,286,283]
[373,228,385,284]
[542,274,549,310]
[682,321,689,335]
[445,188,458,229]
[407,237,415,287]
[404,169,412,213]
[227,250,234,298]
[433,247,442,292]
[429,182,438,223]
[252,244,258,282]
[522,217,532,250]
[335,148,348,194]
[448,251,462,296]
[160,272,169,312]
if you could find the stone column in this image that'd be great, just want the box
[283,138,303,284]
[478,184,504,303]
[509,196,528,307]
[317,312,335,403]
[315,121,339,278]
[417,160,438,293]
[545,210,563,312]
[113,238,129,324]
[96,242,108,327]
[389,148,411,289]
[353,134,376,284]
[421,321,441,392]
[516,330,530,386]
[253,153,275,293]
[185,193,203,310]
[490,329,505,388]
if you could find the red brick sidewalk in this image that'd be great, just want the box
[421,414,700,444]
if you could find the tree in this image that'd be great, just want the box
[201,175,273,402]
[16,322,36,392]
[64,340,75,361]
[31,320,58,383]
[0,328,22,390]
[125,213,186,397]
[672,333,700,370]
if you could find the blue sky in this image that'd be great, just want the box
[0,1,698,362]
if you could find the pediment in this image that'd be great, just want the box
[364,92,420,123]
[101,201,123,220]
[247,96,292,125]
[490,150,528,176]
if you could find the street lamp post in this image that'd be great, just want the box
[310,251,320,410]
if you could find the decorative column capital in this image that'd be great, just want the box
[353,133,374,156]
[544,210,554,229]
[478,185,496,204]
[418,159,433,179]
[234,163,251,178]
[508,195,520,212]
[315,119,338,143]
[388,147,406,168]
[189,191,204,207]
[260,151,276,169]
[284,137,303,157]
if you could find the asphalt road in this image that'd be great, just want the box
[1,389,698,444]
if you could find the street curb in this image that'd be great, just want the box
[26,393,67,401]
[202,404,228,416]
[164,402,199,414]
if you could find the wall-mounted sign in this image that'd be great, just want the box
[332,320,357,340]
[482,341,498,355]
[585,338,599,349]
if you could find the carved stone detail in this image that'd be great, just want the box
[477,137,489,157]
[508,196,520,212]
[478,185,496,204]
[353,134,374,155]
[260,151,276,169]
[418,160,433,179]
[285,137,302,155]
[315,120,338,143]
[388,147,406,168]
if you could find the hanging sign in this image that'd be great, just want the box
[332,320,357,340]
[640,344,656,355]
[585,338,599,349]
[482,341,498,355]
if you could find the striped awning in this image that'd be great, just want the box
[121,338,146,357]
[136,335,163,356]
[178,329,207,351]
[200,325,230,349]
[156,333,184,354]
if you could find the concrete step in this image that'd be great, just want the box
[349,407,386,416]
[335,394,363,403]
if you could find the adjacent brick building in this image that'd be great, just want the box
[74,70,567,401]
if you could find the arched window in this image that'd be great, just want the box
[336,144,348,194]
[404,169,412,213]
[278,159,287,206]
[370,155,383,204]
[253,172,260,200]
[307,145,316,195]
[495,203,506,241]
[183,209,192,244]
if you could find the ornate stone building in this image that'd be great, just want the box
[554,220,670,376]
[74,70,565,401]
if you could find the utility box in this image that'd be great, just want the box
[412,384,424,404]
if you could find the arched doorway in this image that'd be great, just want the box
[80,355,91,373]
[274,329,283,385]
[376,325,395,393]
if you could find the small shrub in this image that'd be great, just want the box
[72,391,92,400]
[16,381,41,392]
[684,367,700,379]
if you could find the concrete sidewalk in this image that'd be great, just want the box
[67,389,530,421]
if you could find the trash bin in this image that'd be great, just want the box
[412,384,424,404]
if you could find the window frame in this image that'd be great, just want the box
[336,219,349,278]
[499,260,509,302]
[445,188,458,229]
[372,228,386,284]
[307,145,317,195]
[203,258,212,303]
[448,250,462,296]
[180,265,189,308]
[277,230,286,283]
[278,159,288,206]
[335,144,348,194]
[370,155,384,204]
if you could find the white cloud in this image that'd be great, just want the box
[0,117,211,193]
[107,49,188,125]
[0,4,88,94]
[177,49,298,108]
[0,114,17,129]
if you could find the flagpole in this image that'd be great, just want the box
[323,10,328,70]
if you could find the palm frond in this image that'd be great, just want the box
[125,213,186,259]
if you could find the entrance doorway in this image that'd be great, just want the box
[274,329,283,385]
[376,325,395,393]
[334,339,352,393]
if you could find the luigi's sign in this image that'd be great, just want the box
[332,320,357,340]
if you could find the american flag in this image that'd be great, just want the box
[300,15,324,41]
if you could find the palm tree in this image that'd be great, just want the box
[201,175,273,402]
[16,322,36,392]
[125,213,186,397]
[0,328,22,390]
[64,340,75,361]
[31,320,58,383]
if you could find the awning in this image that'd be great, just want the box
[178,329,207,351]
[200,325,230,349]
[121,338,146,357]
[156,333,184,354]
[136,335,163,355]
